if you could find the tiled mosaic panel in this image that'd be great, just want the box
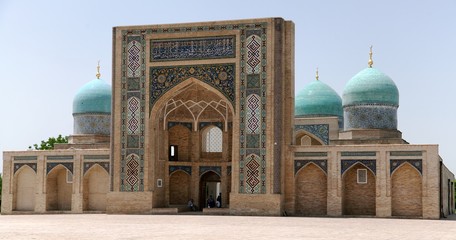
[390,159,422,175]
[119,34,145,192]
[151,36,235,61]
[13,156,37,161]
[74,114,110,135]
[14,163,37,173]
[83,162,110,175]
[294,124,329,145]
[169,122,193,131]
[47,162,73,174]
[344,105,397,130]
[149,64,235,110]
[239,28,267,194]
[294,160,327,175]
[341,160,376,175]
[199,166,222,177]
[199,122,223,130]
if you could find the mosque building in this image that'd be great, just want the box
[1,18,454,219]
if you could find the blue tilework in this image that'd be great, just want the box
[199,166,222,177]
[344,105,397,130]
[294,124,329,145]
[294,160,327,175]
[390,159,422,175]
[341,160,376,175]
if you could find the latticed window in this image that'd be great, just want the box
[203,126,223,152]
[357,169,367,184]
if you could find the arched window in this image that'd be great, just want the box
[202,126,223,152]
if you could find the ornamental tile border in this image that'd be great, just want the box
[83,162,110,175]
[47,162,73,174]
[390,159,422,175]
[169,165,192,176]
[294,160,327,175]
[199,166,222,177]
[341,159,376,175]
[14,163,37,173]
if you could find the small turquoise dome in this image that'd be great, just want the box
[73,78,111,114]
[343,68,399,107]
[295,80,343,118]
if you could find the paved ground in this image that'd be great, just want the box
[0,214,455,240]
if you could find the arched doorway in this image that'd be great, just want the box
[14,166,36,211]
[200,171,221,209]
[83,164,109,211]
[46,165,72,211]
[342,163,376,215]
[169,170,191,205]
[391,163,422,217]
[295,163,327,215]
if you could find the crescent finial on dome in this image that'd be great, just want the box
[368,46,374,68]
[96,60,101,79]
[316,67,319,81]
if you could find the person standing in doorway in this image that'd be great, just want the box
[216,193,222,208]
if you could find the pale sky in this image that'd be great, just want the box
[1,0,456,173]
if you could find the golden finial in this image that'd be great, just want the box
[315,68,319,81]
[96,60,101,79]
[368,46,374,68]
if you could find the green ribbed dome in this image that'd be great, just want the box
[295,80,343,117]
[73,78,111,114]
[343,68,399,107]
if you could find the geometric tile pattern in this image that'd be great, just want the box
[294,124,329,145]
[74,114,111,135]
[168,122,193,131]
[127,40,141,77]
[239,27,267,194]
[246,34,261,74]
[341,160,376,176]
[390,159,422,175]
[127,97,140,135]
[344,105,398,130]
[199,166,222,177]
[341,152,376,157]
[150,64,235,110]
[120,34,145,192]
[151,36,235,61]
[14,163,37,174]
[246,94,261,134]
[123,154,140,191]
[245,154,261,194]
[294,160,327,175]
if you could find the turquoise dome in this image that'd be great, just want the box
[295,80,343,117]
[343,68,399,107]
[73,78,111,114]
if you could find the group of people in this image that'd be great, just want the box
[206,193,222,208]
[187,193,222,211]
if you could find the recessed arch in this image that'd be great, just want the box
[295,163,327,215]
[199,171,221,209]
[46,165,72,211]
[83,164,109,211]
[14,166,36,211]
[342,163,376,215]
[391,163,423,217]
[169,170,191,205]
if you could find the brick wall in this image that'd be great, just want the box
[169,171,190,205]
[169,125,191,162]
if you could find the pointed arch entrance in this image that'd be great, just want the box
[199,171,221,209]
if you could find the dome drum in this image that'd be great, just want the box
[74,114,111,135]
[344,105,397,130]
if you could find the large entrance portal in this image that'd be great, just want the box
[200,171,221,209]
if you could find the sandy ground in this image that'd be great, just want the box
[0,214,455,240]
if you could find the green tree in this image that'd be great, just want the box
[29,134,68,150]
